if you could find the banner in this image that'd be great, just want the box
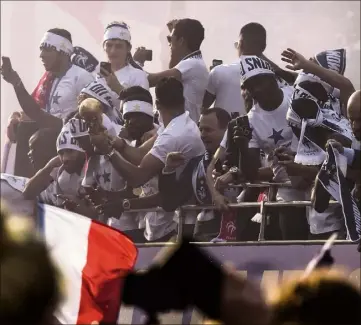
[118,243,360,324]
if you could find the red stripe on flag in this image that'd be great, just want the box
[76,221,137,324]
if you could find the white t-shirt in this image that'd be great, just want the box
[175,51,209,123]
[39,167,84,206]
[97,64,149,110]
[151,112,205,177]
[206,63,246,117]
[248,86,304,201]
[140,176,177,241]
[48,65,94,119]
[0,173,34,216]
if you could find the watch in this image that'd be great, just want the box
[122,199,131,211]
[104,148,117,160]
[229,166,240,181]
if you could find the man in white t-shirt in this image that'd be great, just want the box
[90,76,205,198]
[23,123,88,210]
[215,56,309,240]
[96,21,149,110]
[1,28,94,132]
[203,63,246,118]
[134,19,209,122]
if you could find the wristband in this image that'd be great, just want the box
[104,148,117,160]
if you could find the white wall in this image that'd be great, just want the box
[1,1,360,156]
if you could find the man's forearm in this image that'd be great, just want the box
[128,193,161,210]
[113,136,156,166]
[23,166,54,199]
[109,151,149,188]
[303,60,355,107]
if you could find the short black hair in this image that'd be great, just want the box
[47,28,72,43]
[240,22,266,53]
[119,86,153,105]
[201,107,231,129]
[155,77,184,108]
[173,19,204,52]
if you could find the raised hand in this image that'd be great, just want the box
[281,48,308,71]
[100,66,123,95]
[133,47,148,66]
[1,56,21,85]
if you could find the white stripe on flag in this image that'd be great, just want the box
[42,204,91,324]
[39,204,137,324]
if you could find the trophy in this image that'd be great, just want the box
[78,98,105,135]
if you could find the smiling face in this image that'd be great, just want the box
[199,112,226,153]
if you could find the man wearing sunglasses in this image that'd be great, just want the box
[134,19,209,123]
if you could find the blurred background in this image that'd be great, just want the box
[1,0,360,156]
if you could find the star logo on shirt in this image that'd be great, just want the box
[102,171,111,183]
[52,92,61,105]
[268,128,284,145]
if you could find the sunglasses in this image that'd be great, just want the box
[167,35,172,43]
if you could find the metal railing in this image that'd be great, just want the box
[118,182,341,242]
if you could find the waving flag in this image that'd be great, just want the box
[38,204,137,324]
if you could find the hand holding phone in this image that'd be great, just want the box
[1,56,20,85]
[100,61,112,76]
[233,115,252,142]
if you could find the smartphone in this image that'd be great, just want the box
[212,59,223,67]
[209,59,223,71]
[100,61,112,75]
[144,49,153,62]
[2,56,12,71]
[235,115,251,140]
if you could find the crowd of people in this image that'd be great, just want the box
[0,18,360,244]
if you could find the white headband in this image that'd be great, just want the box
[69,114,118,138]
[40,32,73,56]
[239,56,274,84]
[123,100,154,118]
[81,81,114,108]
[57,123,84,153]
[103,26,131,44]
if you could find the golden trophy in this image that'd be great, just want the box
[78,98,105,135]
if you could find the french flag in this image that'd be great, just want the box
[38,204,138,324]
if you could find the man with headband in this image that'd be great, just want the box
[89,78,205,236]
[134,18,209,123]
[1,28,94,139]
[97,21,149,110]
[214,56,309,240]
[100,86,177,242]
[23,123,91,216]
